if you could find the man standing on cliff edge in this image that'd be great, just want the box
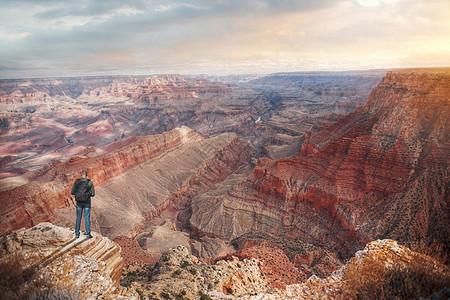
[71,170,95,238]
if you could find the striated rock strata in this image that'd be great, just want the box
[0,126,252,238]
[0,71,383,178]
[190,68,450,273]
[0,222,132,299]
[0,74,264,178]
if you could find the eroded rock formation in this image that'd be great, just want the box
[0,75,264,178]
[0,222,132,299]
[0,127,253,238]
[190,68,450,274]
[239,239,450,299]
[124,245,270,299]
[1,69,447,297]
[0,71,382,178]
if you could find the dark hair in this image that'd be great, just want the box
[81,170,88,177]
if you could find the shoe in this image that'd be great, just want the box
[75,235,80,238]
[86,234,93,238]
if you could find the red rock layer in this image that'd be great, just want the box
[0,127,251,237]
[234,242,308,289]
[114,236,158,267]
[190,68,450,269]
[252,68,450,247]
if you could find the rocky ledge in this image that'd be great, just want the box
[0,222,133,299]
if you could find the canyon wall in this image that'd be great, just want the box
[190,68,450,265]
[0,127,253,237]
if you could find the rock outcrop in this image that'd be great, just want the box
[0,222,132,299]
[123,245,270,299]
[119,239,449,299]
[229,241,308,289]
[190,68,450,275]
[238,239,450,299]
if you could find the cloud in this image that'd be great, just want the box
[0,0,449,78]
[33,0,146,19]
[399,50,450,67]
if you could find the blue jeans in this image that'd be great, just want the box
[75,203,91,236]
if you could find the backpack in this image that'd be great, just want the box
[75,179,91,202]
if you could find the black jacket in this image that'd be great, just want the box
[71,177,95,204]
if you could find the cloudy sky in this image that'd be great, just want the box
[1,0,449,78]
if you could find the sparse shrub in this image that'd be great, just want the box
[180,261,190,268]
[142,264,155,281]
[175,290,187,300]
[24,289,78,300]
[343,249,450,300]
[199,291,212,300]
[135,288,144,298]
[120,270,137,288]
[189,268,197,275]
[0,255,27,299]
[161,291,172,299]
[172,269,182,277]
[410,241,450,266]
[0,255,76,300]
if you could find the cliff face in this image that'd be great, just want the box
[0,127,253,237]
[190,68,450,267]
[0,222,130,299]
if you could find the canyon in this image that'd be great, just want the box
[190,68,450,272]
[0,71,382,178]
[0,68,448,299]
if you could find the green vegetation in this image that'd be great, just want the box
[120,263,157,288]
